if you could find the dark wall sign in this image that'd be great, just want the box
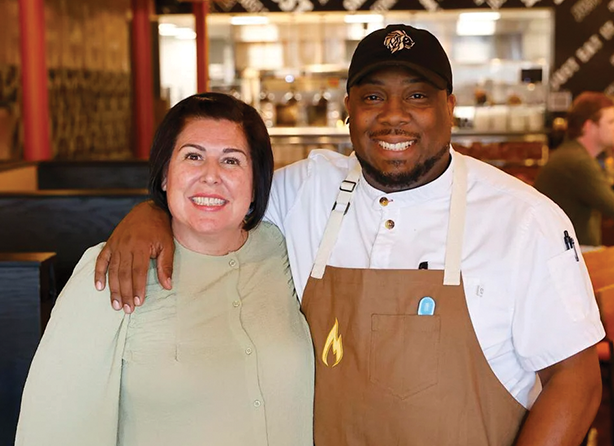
[156,0,614,97]
[551,0,614,96]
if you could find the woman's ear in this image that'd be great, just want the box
[161,162,170,192]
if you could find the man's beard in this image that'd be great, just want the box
[355,144,450,192]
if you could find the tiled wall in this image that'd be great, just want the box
[0,0,133,160]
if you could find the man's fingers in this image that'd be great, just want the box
[131,252,150,306]
[107,253,124,311]
[94,246,112,291]
[156,246,175,290]
[117,254,135,314]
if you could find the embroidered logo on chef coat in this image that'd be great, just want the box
[322,318,344,367]
[384,30,415,54]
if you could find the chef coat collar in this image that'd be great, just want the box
[359,146,456,208]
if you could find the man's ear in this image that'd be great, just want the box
[447,93,457,119]
[582,119,594,137]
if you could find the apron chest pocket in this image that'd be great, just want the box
[369,314,440,400]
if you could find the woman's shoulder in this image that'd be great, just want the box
[77,242,105,267]
[245,222,287,260]
[45,242,125,335]
[62,242,106,292]
[251,221,285,244]
[73,243,160,292]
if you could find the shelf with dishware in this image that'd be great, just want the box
[268,124,549,176]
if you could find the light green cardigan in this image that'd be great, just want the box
[15,222,314,446]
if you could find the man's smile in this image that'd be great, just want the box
[377,140,416,151]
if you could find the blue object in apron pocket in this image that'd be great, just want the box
[417,296,436,316]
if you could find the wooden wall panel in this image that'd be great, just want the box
[0,0,133,161]
[0,0,20,67]
[0,0,22,161]
[45,0,133,160]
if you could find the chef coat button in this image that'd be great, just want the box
[245,347,253,355]
[385,219,395,230]
[232,300,240,308]
[379,197,389,206]
[229,259,238,268]
[253,400,261,407]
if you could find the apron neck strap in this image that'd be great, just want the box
[443,153,468,286]
[310,159,362,279]
[310,151,468,286]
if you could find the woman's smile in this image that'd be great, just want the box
[190,195,228,207]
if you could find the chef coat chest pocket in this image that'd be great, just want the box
[547,249,591,321]
[369,314,440,399]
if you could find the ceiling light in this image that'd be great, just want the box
[458,12,501,21]
[175,28,197,40]
[230,16,269,25]
[456,20,496,35]
[456,11,500,36]
[343,14,384,24]
[158,23,178,36]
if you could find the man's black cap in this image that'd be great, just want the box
[347,24,453,94]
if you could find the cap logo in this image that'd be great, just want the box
[383,30,415,54]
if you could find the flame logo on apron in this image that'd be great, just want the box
[322,318,344,367]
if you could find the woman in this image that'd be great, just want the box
[15,93,314,446]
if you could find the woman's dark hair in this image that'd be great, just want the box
[566,92,614,140]
[148,92,274,231]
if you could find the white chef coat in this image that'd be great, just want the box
[265,148,604,409]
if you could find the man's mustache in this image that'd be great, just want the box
[368,129,420,138]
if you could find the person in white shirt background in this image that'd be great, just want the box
[93,24,603,446]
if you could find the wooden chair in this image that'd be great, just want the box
[584,247,614,445]
[583,246,614,291]
[583,247,614,363]
[595,285,614,445]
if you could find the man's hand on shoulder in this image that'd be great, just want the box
[94,201,174,314]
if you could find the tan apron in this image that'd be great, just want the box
[302,155,527,446]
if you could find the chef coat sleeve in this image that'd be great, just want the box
[510,202,605,372]
[266,158,312,235]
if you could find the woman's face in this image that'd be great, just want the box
[163,118,253,253]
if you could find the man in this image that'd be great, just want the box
[95,25,603,446]
[535,92,614,247]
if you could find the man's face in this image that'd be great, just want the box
[344,66,456,193]
[594,106,614,150]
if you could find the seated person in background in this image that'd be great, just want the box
[535,92,614,247]
[15,92,314,446]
